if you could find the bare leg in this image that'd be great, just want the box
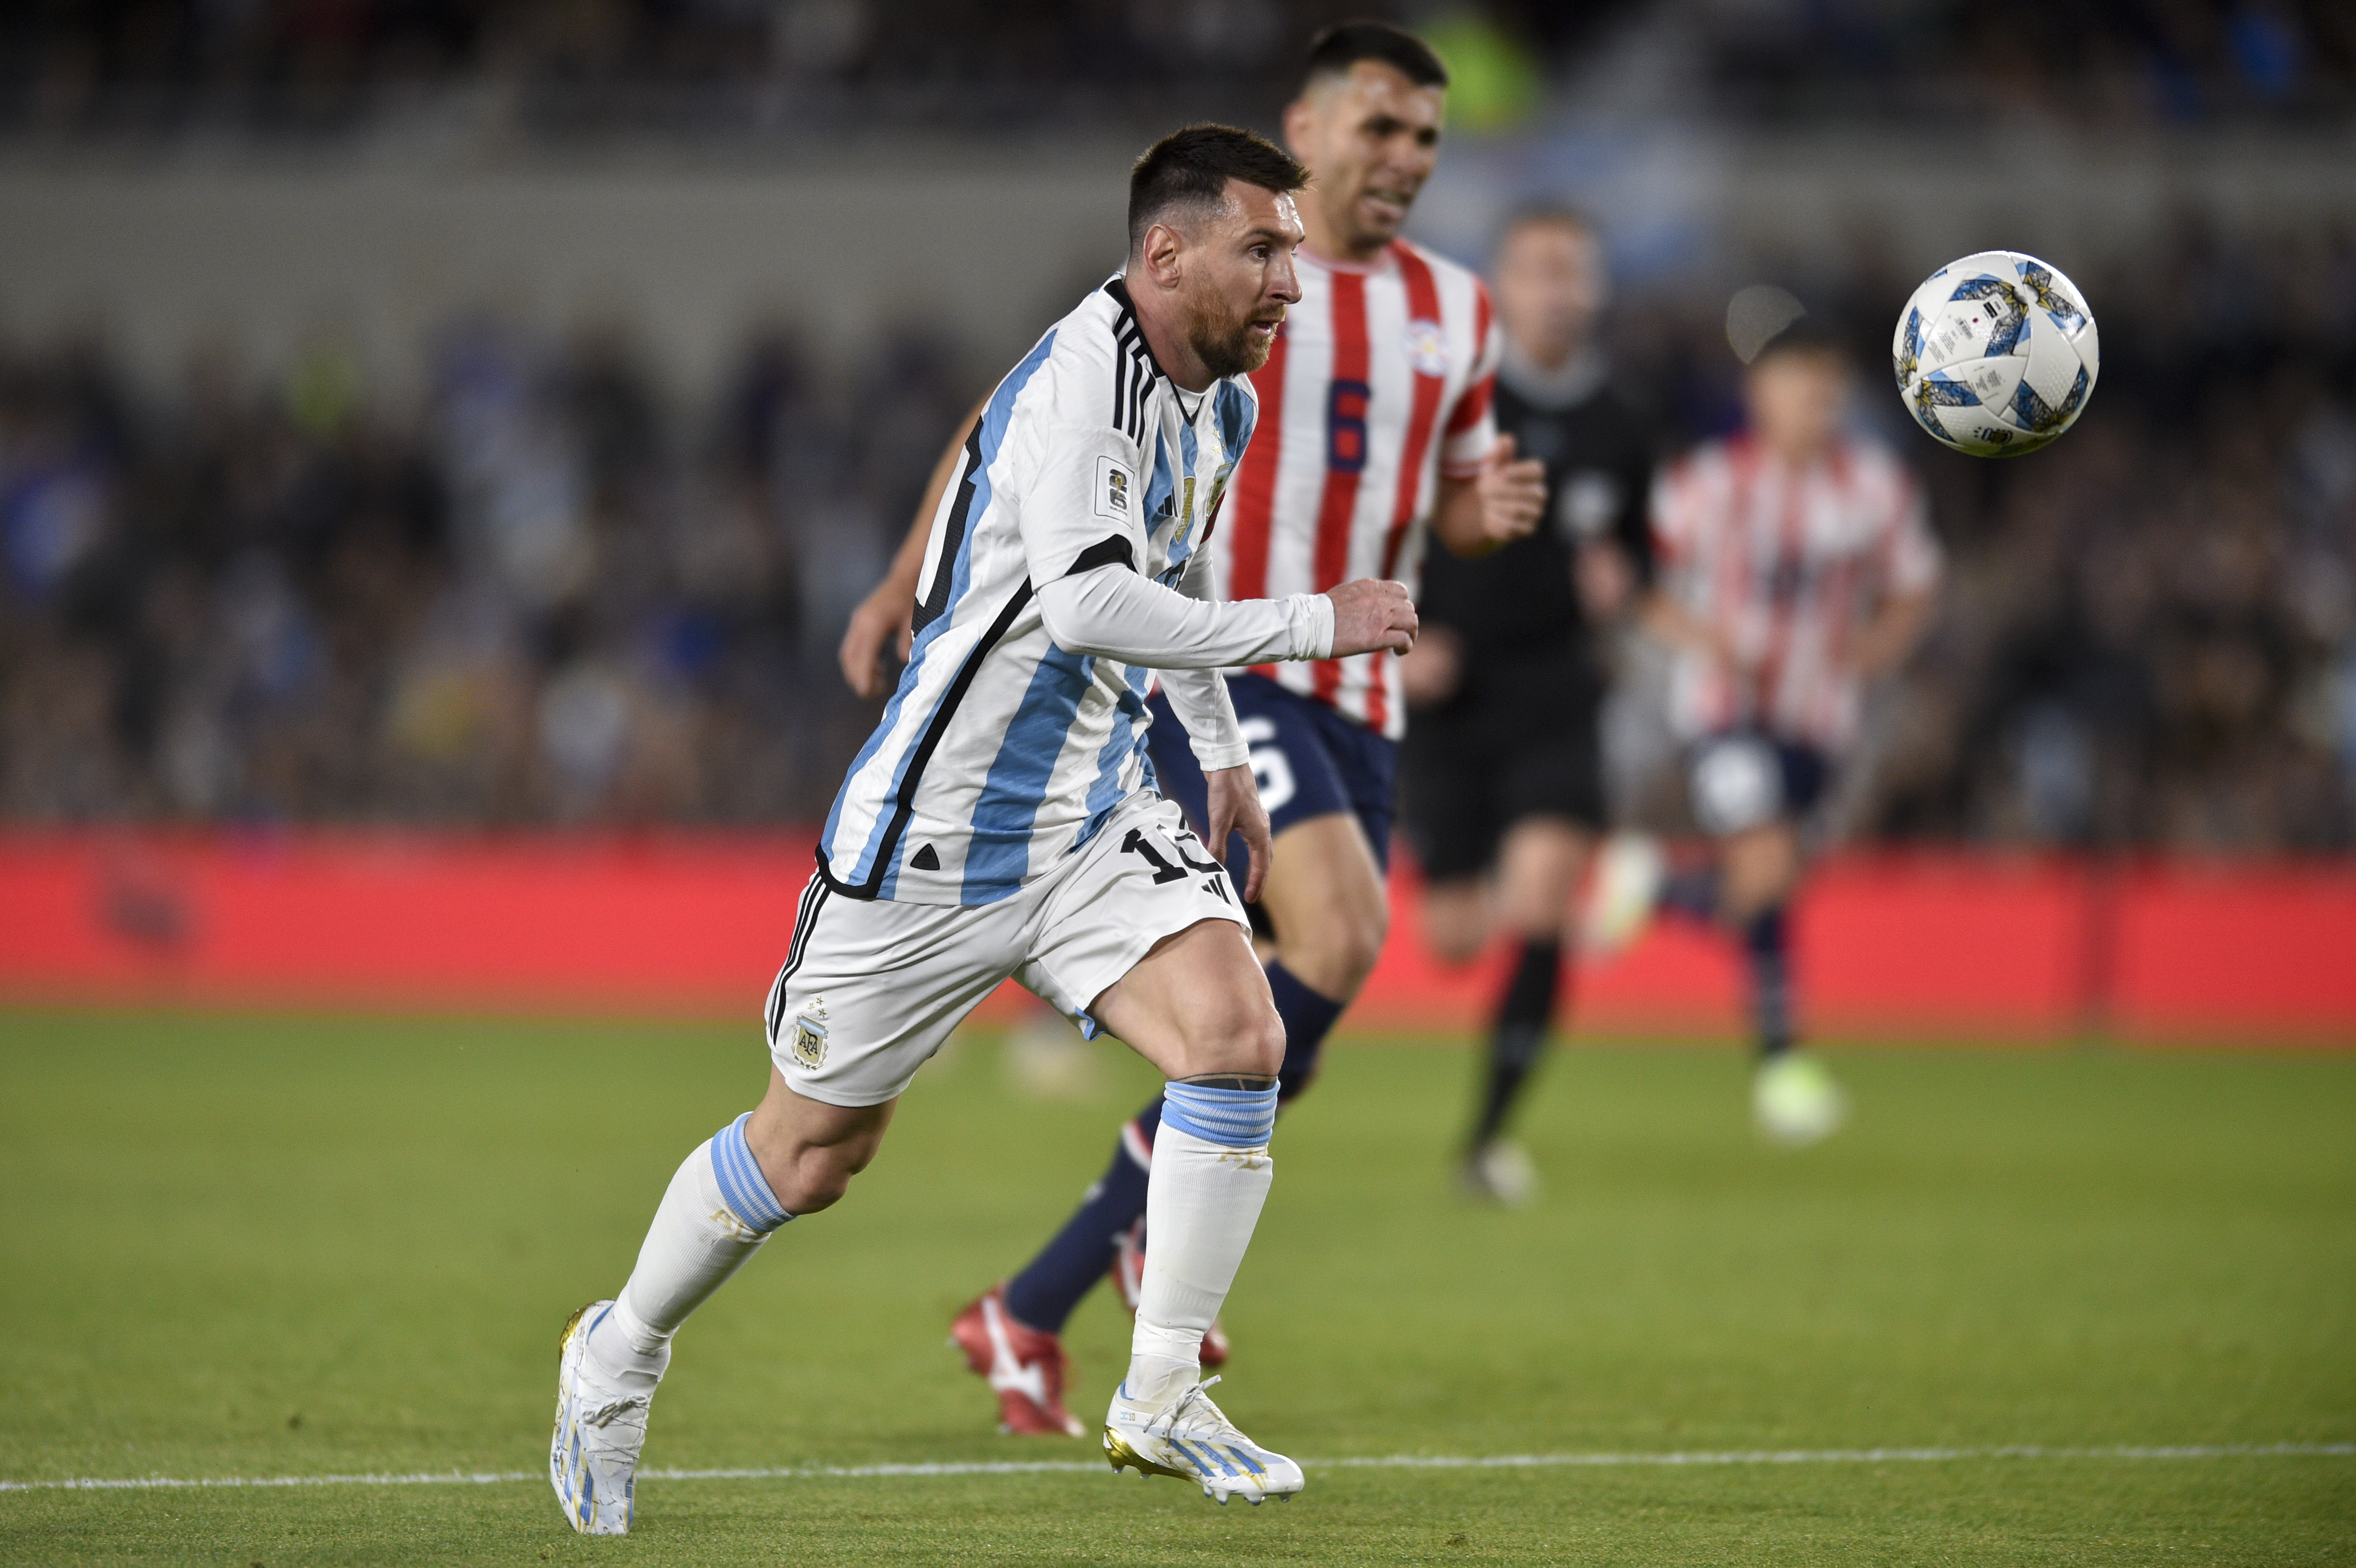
[1255,812,1389,1002]
[742,1067,895,1216]
[1719,820,1803,1056]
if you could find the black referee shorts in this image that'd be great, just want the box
[1401,691,1607,885]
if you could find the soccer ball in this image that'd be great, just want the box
[1892,251,2098,457]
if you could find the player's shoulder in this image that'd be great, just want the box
[1384,241,1492,386]
[1389,236,1486,298]
[1013,278,1151,443]
[1664,433,1743,489]
[1828,434,1919,505]
[1031,279,1128,383]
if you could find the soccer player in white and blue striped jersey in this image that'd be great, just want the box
[548,126,1423,1531]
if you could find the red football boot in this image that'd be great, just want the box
[948,1286,1086,1437]
[1109,1218,1230,1367]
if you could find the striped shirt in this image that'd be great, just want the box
[1651,434,1941,752]
[820,279,1257,906]
[1210,240,1501,739]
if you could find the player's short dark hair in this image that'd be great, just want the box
[1494,202,1599,253]
[1128,124,1309,256]
[1304,20,1450,92]
[1751,312,1847,365]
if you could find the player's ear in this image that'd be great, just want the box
[1139,221,1187,291]
[1280,97,1316,161]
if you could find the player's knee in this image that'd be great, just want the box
[1240,1009,1287,1079]
[1288,897,1388,996]
[1332,898,1390,991]
[1421,900,1487,967]
[1721,825,1800,918]
[1185,996,1285,1080]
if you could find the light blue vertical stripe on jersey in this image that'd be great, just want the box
[1215,380,1254,460]
[1143,436,1175,538]
[1073,664,1151,851]
[824,328,1058,885]
[1165,418,1201,572]
[958,646,1098,904]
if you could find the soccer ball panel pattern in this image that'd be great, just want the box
[1891,251,2098,458]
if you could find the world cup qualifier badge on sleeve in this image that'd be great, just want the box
[1095,456,1133,520]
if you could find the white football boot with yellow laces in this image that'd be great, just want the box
[550,1301,655,1535]
[1103,1375,1303,1505]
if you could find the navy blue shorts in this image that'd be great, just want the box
[1687,729,1833,836]
[1145,672,1399,891]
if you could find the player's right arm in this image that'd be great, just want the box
[1036,552,1416,671]
[837,394,989,699]
[1015,415,1414,674]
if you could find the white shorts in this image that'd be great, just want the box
[763,790,1249,1107]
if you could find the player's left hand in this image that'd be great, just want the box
[1474,434,1548,544]
[1204,763,1273,903]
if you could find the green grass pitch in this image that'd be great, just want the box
[1,1010,2351,1565]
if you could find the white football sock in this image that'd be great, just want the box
[1127,1083,1277,1405]
[585,1113,790,1396]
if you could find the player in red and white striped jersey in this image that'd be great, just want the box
[840,24,1546,1436]
[1638,314,1940,1145]
[1211,183,1506,738]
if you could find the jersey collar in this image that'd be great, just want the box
[1103,277,1177,391]
[1297,242,1399,277]
[1105,276,1218,420]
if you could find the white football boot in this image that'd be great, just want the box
[1460,1138,1541,1207]
[1753,1053,1848,1147]
[1580,832,1667,955]
[1103,1375,1303,1505]
[551,1301,655,1535]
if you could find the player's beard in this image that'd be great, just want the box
[1186,289,1281,380]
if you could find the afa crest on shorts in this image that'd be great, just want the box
[790,998,828,1070]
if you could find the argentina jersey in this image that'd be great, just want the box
[819,278,1259,906]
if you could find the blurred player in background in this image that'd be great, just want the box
[846,21,1546,1436]
[548,126,1433,1530]
[1397,207,1656,1203]
[1634,314,1940,1144]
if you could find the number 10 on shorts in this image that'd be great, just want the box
[1121,825,1231,903]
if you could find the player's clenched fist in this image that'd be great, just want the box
[1325,578,1419,657]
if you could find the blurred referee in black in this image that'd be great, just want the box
[1398,206,1656,1203]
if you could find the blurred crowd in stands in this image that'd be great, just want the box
[3,216,2353,850]
[0,313,967,826]
[3,0,2349,140]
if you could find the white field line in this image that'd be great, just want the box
[3,1442,2348,1493]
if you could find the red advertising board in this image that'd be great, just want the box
[0,831,2348,1044]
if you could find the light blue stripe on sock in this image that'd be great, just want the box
[1160,1082,1276,1147]
[710,1113,791,1233]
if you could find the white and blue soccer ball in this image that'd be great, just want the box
[1892,251,2098,458]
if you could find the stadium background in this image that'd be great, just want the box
[2,0,2352,1037]
[2,6,2353,1563]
